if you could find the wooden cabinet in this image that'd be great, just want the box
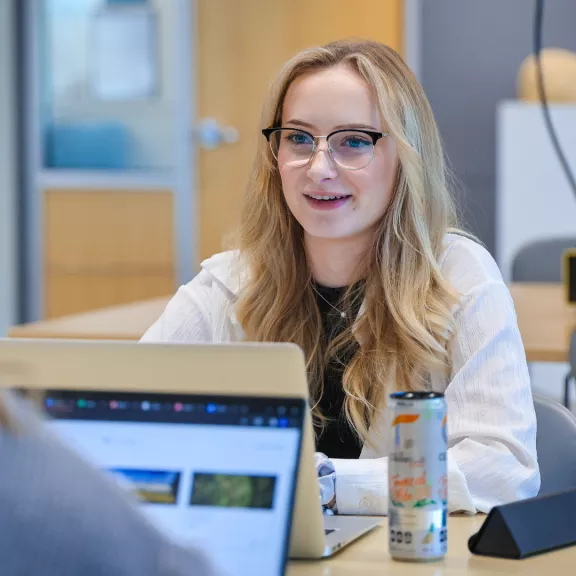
[44,190,174,318]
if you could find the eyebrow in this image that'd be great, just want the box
[284,119,380,131]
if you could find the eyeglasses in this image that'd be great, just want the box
[262,127,388,171]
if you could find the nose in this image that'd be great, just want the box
[306,140,338,182]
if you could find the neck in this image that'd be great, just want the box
[305,233,372,287]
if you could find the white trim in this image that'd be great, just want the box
[0,0,17,334]
[174,0,197,285]
[39,170,175,190]
[24,0,44,321]
[403,0,422,81]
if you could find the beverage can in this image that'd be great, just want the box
[388,391,448,561]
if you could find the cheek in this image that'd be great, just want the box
[360,157,397,207]
[348,169,394,208]
[279,166,293,195]
[279,167,303,201]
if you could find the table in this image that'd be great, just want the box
[8,284,576,363]
[288,516,576,574]
[509,283,576,363]
[8,297,169,341]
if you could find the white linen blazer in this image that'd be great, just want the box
[141,234,540,515]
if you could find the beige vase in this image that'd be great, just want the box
[517,48,576,102]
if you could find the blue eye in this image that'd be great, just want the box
[285,132,313,145]
[343,136,371,148]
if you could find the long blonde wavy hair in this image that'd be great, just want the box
[235,39,464,441]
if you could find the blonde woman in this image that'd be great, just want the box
[142,39,540,515]
[0,392,213,574]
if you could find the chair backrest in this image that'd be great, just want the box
[534,395,576,495]
[512,238,576,282]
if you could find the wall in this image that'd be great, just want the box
[497,103,576,282]
[0,0,17,335]
[420,0,576,254]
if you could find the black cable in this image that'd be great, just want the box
[533,0,576,196]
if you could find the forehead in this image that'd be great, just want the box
[281,64,381,130]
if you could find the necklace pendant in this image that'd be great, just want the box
[340,311,347,318]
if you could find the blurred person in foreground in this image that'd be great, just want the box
[142,39,539,515]
[0,391,214,576]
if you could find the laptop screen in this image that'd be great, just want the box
[43,391,305,576]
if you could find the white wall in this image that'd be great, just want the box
[0,0,17,336]
[496,101,576,283]
[403,0,421,80]
[496,100,576,408]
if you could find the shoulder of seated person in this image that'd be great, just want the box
[200,250,239,272]
[196,250,243,295]
[441,233,504,293]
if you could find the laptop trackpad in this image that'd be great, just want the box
[324,516,381,539]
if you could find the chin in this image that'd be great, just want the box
[303,226,362,241]
[299,218,380,244]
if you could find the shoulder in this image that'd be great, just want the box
[0,393,214,575]
[139,251,236,342]
[439,233,517,329]
[140,250,245,343]
[439,233,504,294]
[198,249,245,296]
[170,249,244,299]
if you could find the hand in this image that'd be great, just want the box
[315,452,337,515]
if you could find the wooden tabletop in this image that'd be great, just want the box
[509,283,576,363]
[8,297,170,341]
[8,284,576,363]
[288,516,576,574]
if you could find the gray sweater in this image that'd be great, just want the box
[0,393,214,576]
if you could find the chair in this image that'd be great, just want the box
[511,237,576,282]
[512,238,576,408]
[534,395,576,495]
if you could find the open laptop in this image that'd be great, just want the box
[0,339,380,559]
[43,389,304,576]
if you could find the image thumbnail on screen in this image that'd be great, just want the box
[109,468,181,505]
[190,473,276,509]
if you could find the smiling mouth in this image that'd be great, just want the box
[304,194,352,201]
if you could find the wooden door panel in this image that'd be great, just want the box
[197,0,404,259]
[45,190,174,269]
[43,190,175,318]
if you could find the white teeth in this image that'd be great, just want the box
[308,195,347,200]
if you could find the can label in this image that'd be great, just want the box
[388,395,447,560]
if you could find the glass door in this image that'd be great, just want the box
[23,0,195,320]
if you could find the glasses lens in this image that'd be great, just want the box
[269,129,314,167]
[328,131,374,169]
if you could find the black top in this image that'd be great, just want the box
[313,283,364,460]
[390,391,445,400]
